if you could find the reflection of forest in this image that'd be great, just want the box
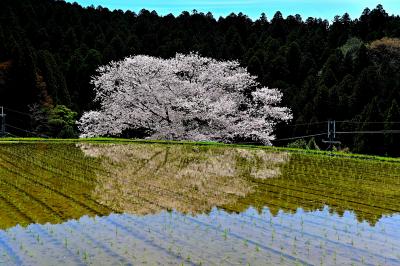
[79,143,290,215]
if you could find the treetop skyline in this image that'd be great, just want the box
[65,0,400,21]
[1,0,400,155]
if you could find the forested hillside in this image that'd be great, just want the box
[1,0,400,155]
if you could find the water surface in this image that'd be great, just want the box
[0,142,399,265]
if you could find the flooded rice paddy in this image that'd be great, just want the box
[0,142,399,265]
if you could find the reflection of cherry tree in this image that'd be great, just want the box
[79,143,290,215]
[78,53,292,144]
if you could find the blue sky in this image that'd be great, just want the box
[66,0,400,21]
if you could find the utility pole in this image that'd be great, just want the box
[0,106,5,137]
[323,120,341,150]
[328,120,335,143]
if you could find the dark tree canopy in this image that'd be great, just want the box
[1,0,400,155]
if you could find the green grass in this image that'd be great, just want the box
[1,137,399,163]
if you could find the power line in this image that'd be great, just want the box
[337,130,400,134]
[3,132,18,137]
[5,123,49,138]
[273,130,400,144]
[278,121,328,128]
[273,132,327,142]
[336,120,400,124]
[3,107,32,117]
[278,120,400,131]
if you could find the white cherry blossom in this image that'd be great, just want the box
[78,53,292,145]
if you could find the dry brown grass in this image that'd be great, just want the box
[369,37,400,50]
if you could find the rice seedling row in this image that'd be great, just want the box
[0,150,117,216]
[0,141,399,265]
[0,158,105,219]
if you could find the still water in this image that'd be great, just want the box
[0,142,399,265]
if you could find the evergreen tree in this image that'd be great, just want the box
[247,55,263,78]
[384,99,400,156]
[286,42,301,84]
[37,50,71,106]
[0,0,399,154]
[353,98,384,154]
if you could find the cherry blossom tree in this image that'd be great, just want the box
[77,53,292,145]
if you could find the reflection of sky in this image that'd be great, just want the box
[66,0,400,21]
[2,206,399,265]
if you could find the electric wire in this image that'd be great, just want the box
[3,107,32,117]
[277,121,328,128]
[5,123,49,138]
[273,132,327,142]
[3,132,18,137]
[3,107,400,141]
[336,130,400,134]
[336,120,400,124]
